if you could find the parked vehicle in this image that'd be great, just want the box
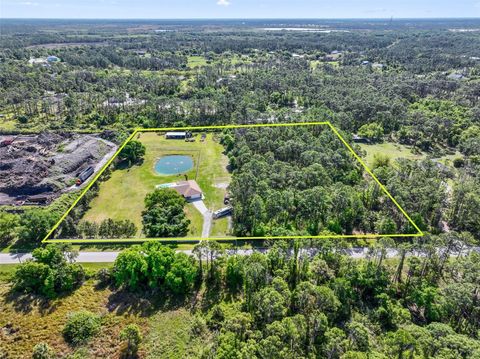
[213,206,233,219]
[76,166,94,185]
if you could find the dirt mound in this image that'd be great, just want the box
[0,133,116,205]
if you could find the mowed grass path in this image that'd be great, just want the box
[83,132,230,238]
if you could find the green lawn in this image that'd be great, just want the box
[145,308,210,358]
[210,216,231,238]
[83,132,230,238]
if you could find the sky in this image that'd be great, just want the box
[1,0,480,19]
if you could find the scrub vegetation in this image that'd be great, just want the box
[1,18,480,358]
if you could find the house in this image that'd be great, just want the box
[165,131,187,139]
[447,73,464,80]
[172,180,203,200]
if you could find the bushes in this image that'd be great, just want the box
[63,311,101,345]
[32,343,55,359]
[71,218,137,239]
[12,244,85,298]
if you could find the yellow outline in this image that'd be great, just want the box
[43,122,423,244]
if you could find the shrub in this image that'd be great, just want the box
[453,157,465,168]
[63,311,101,345]
[32,342,55,359]
[120,324,142,358]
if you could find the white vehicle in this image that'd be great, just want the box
[213,206,233,219]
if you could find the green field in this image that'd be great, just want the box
[358,142,426,168]
[187,55,208,68]
[359,142,462,170]
[82,132,230,238]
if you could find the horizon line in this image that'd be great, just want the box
[1,17,480,20]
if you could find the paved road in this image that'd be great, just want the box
[1,247,479,264]
[191,199,212,238]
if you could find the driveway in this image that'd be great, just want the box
[191,199,212,238]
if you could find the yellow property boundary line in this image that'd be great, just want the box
[43,122,423,244]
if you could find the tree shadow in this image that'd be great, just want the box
[199,276,223,312]
[3,289,59,315]
[115,158,145,171]
[105,288,188,318]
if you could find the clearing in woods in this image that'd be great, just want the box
[43,122,423,243]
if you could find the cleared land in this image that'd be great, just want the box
[0,133,116,206]
[359,142,426,168]
[359,142,462,169]
[82,132,231,238]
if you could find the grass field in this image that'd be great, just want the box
[358,142,426,168]
[358,142,463,170]
[187,55,208,68]
[82,132,230,238]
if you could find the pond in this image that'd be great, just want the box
[154,155,194,175]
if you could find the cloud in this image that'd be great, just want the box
[217,0,230,6]
[18,1,39,5]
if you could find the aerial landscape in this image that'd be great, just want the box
[0,0,480,358]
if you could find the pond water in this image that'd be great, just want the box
[155,155,193,175]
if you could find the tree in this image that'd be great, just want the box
[357,122,384,142]
[384,328,416,359]
[18,209,57,243]
[253,287,288,324]
[120,324,142,358]
[113,246,148,290]
[63,310,101,345]
[165,253,197,294]
[0,211,19,243]
[225,255,244,292]
[142,188,190,237]
[12,244,85,298]
[119,140,146,166]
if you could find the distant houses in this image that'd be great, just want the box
[29,55,61,65]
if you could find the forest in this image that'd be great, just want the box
[0,18,479,358]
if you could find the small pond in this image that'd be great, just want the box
[155,155,194,175]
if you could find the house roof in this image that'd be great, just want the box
[165,131,186,136]
[173,180,202,198]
